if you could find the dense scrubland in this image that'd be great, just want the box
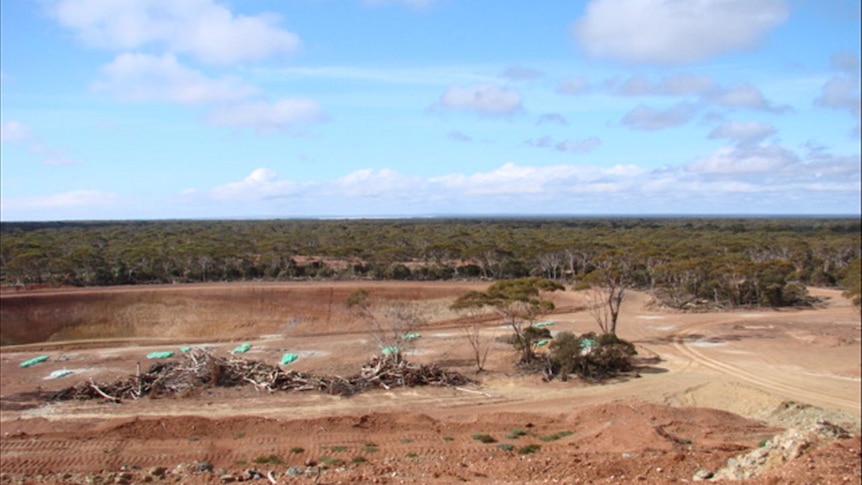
[2,217,859,310]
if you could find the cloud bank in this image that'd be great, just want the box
[573,0,789,64]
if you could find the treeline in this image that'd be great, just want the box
[1,217,859,309]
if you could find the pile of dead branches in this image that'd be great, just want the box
[49,349,473,403]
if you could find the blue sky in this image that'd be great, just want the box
[1,0,860,220]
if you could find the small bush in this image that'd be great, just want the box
[497,443,515,451]
[506,428,528,439]
[319,456,345,466]
[331,446,347,453]
[290,447,304,454]
[351,456,367,464]
[252,454,282,465]
[549,331,636,380]
[471,433,497,444]
[443,436,454,441]
[572,281,592,291]
[539,431,573,442]
[518,444,541,455]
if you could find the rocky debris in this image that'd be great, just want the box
[692,468,714,481]
[706,420,851,481]
[762,400,860,434]
[146,466,166,479]
[48,349,474,402]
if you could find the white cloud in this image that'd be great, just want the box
[526,136,601,153]
[686,144,798,174]
[708,83,791,113]
[573,0,788,64]
[94,53,258,104]
[48,0,300,64]
[211,168,303,200]
[179,149,858,217]
[621,102,697,130]
[432,163,574,196]
[536,113,569,126]
[92,53,326,132]
[556,76,591,95]
[207,98,327,132]
[447,130,473,142]
[0,121,30,144]
[708,121,776,144]
[30,144,79,166]
[501,66,544,81]
[435,84,523,116]
[830,52,860,73]
[334,168,422,198]
[609,74,714,97]
[430,162,643,197]
[361,0,437,9]
[817,75,862,117]
[1,121,79,165]
[814,53,861,136]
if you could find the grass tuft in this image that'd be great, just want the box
[539,431,573,442]
[518,444,541,455]
[471,433,497,444]
[252,454,282,465]
[506,428,528,439]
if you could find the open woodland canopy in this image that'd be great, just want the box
[1,218,859,310]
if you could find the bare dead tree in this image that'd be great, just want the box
[463,321,494,373]
[586,257,628,335]
[588,285,624,335]
[347,288,426,359]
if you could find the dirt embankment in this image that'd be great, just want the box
[0,281,484,346]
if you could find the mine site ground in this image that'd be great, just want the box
[0,282,860,484]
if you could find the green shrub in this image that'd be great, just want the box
[539,431,573,442]
[319,456,345,466]
[506,428,528,439]
[252,454,282,465]
[549,331,637,380]
[518,444,541,455]
[471,433,497,444]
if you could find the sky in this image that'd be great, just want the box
[1,0,860,221]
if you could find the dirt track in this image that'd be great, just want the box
[1,282,860,484]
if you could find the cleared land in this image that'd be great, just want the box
[1,282,860,484]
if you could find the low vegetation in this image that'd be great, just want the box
[2,218,858,310]
[471,433,497,444]
[547,331,637,381]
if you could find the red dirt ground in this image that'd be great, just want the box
[1,282,860,484]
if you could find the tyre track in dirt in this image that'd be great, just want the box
[0,416,581,475]
[671,321,860,414]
